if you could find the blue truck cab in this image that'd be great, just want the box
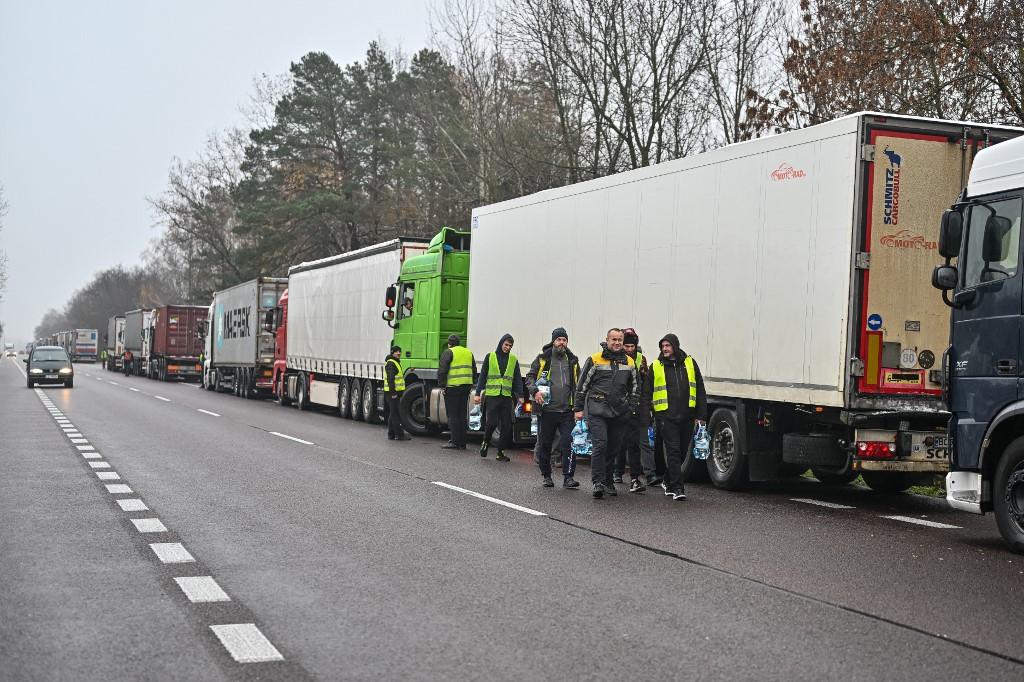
[933,134,1024,551]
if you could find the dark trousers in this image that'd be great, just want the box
[588,415,628,486]
[483,395,514,450]
[444,386,470,446]
[536,410,576,478]
[385,393,406,438]
[659,417,695,491]
[616,415,653,479]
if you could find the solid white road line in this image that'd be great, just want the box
[882,515,962,529]
[116,498,149,512]
[174,576,231,603]
[209,624,284,663]
[88,461,111,469]
[105,483,133,494]
[197,409,221,417]
[129,387,140,392]
[790,498,855,509]
[150,542,194,564]
[130,518,168,533]
[269,431,313,445]
[154,395,171,402]
[96,471,121,481]
[432,481,547,517]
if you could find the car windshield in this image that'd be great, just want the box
[32,350,69,362]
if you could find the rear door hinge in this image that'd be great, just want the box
[850,358,865,377]
[861,144,876,162]
[855,252,871,270]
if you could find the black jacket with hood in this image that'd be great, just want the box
[385,354,403,393]
[642,333,708,422]
[475,333,525,399]
[574,343,639,419]
[525,343,580,412]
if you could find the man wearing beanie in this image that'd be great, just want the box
[474,333,525,461]
[438,334,477,450]
[384,345,411,441]
[619,328,658,493]
[642,333,707,500]
[526,327,581,488]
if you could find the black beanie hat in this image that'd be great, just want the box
[447,334,460,346]
[551,327,568,342]
[391,345,402,353]
[623,328,639,345]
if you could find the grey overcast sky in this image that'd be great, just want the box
[0,0,432,345]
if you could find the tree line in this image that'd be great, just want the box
[35,0,1023,341]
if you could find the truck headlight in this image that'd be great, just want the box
[30,368,43,374]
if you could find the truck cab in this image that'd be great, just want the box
[933,134,1024,551]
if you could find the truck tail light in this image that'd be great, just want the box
[857,441,896,460]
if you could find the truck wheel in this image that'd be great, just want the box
[398,383,432,437]
[276,374,292,407]
[706,408,748,490]
[993,437,1024,553]
[337,379,351,418]
[350,380,364,421]
[362,380,380,424]
[682,447,711,482]
[861,471,911,493]
[296,374,310,411]
[812,467,858,485]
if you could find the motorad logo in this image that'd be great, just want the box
[880,229,937,250]
[883,147,901,225]
[770,162,806,181]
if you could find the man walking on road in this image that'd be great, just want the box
[474,333,524,462]
[618,328,656,493]
[575,328,638,498]
[439,334,476,450]
[384,345,411,441]
[526,327,581,489]
[643,334,707,500]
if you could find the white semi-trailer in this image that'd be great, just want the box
[203,277,287,397]
[123,309,154,376]
[105,316,125,371]
[469,112,1021,492]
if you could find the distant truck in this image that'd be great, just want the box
[105,316,125,371]
[202,277,287,396]
[123,308,154,376]
[933,133,1024,552]
[146,305,208,381]
[55,329,98,362]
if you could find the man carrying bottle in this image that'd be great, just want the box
[526,327,581,489]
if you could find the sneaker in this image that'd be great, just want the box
[592,483,605,499]
[605,482,618,496]
[613,474,624,484]
[563,477,580,489]
[664,486,675,497]
[495,451,510,462]
[542,476,554,487]
[441,442,459,450]
[479,442,489,458]
[630,478,646,493]
[673,489,687,501]
[647,475,663,488]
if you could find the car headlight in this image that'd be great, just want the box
[59,367,73,374]
[30,368,43,374]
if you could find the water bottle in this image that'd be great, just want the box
[530,413,538,436]
[571,420,593,456]
[647,424,655,447]
[536,373,550,405]
[692,423,710,460]
[468,404,482,431]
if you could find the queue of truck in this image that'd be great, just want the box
[30,111,1024,552]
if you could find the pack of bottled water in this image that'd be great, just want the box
[571,420,593,456]
[692,423,710,460]
[536,374,551,405]
[468,404,482,431]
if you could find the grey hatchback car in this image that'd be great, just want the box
[25,346,74,388]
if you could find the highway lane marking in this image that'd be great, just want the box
[209,624,284,663]
[432,481,547,517]
[197,409,221,417]
[131,518,168,533]
[150,542,195,564]
[154,395,171,402]
[270,431,313,445]
[790,498,855,509]
[88,461,111,469]
[70,438,89,444]
[82,452,102,459]
[95,377,103,381]
[882,515,962,529]
[105,483,133,494]
[108,381,119,386]
[175,576,231,603]
[96,471,121,481]
[129,387,140,392]
[76,445,95,451]
[116,499,149,512]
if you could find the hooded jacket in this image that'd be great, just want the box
[525,343,580,413]
[574,343,639,419]
[475,333,525,399]
[642,333,708,422]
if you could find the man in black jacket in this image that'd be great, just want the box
[384,345,411,441]
[439,334,477,450]
[574,328,638,499]
[525,327,581,489]
[474,333,525,461]
[643,333,707,500]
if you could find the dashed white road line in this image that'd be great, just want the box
[197,409,221,417]
[88,461,111,469]
[150,542,194,564]
[269,431,313,445]
[82,451,102,459]
[882,515,962,529]
[108,381,119,386]
[129,387,140,392]
[76,445,95,451]
[432,481,547,517]
[175,576,231,603]
[790,498,855,509]
[70,438,89,444]
[131,518,168,533]
[105,483,133,494]
[96,471,121,481]
[154,395,171,402]
[116,498,149,512]
[95,377,103,381]
[210,624,284,663]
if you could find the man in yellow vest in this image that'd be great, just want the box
[473,333,525,461]
[643,333,707,500]
[439,334,477,450]
[384,345,411,441]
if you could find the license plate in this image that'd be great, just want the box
[909,432,948,461]
[45,374,58,379]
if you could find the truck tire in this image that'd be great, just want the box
[362,380,380,424]
[276,374,292,407]
[338,378,352,418]
[398,383,431,437]
[350,380,364,421]
[296,374,310,411]
[993,437,1024,553]
[812,467,858,485]
[681,448,711,482]
[707,408,748,490]
[861,471,911,493]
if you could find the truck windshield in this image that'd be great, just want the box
[963,198,1023,288]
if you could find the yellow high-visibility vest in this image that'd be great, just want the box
[651,356,696,412]
[447,346,474,386]
[384,358,405,392]
[484,353,517,397]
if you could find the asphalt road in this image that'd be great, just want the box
[2,356,1022,681]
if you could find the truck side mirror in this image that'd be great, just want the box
[938,209,963,258]
[385,285,397,309]
[931,264,958,291]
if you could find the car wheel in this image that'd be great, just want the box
[296,374,310,411]
[338,378,352,419]
[398,383,431,437]
[26,378,33,388]
[362,380,380,424]
[350,380,364,421]
[861,471,912,493]
[65,379,74,388]
[994,436,1024,553]
[706,408,748,490]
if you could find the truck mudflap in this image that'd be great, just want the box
[946,471,984,514]
[852,428,949,473]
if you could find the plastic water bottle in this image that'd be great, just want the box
[468,404,482,431]
[571,420,593,456]
[647,424,656,447]
[536,374,550,405]
[530,413,538,436]
[692,423,710,460]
